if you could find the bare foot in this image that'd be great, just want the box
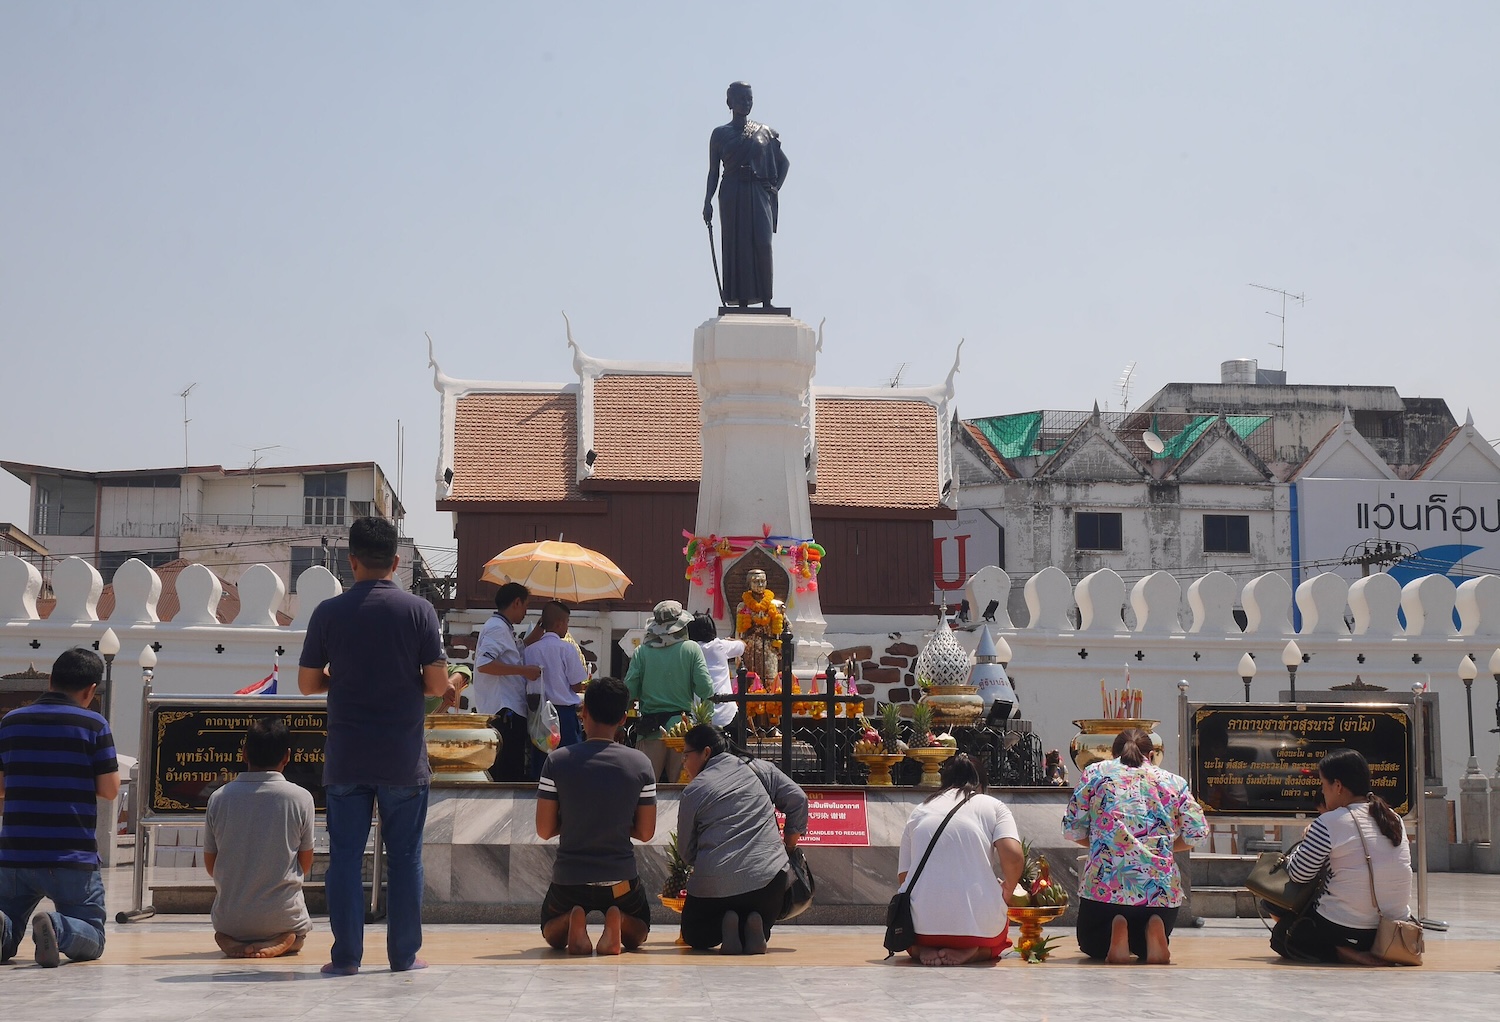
[320,962,359,976]
[244,932,302,959]
[595,906,623,956]
[911,945,944,966]
[215,932,251,959]
[935,946,984,966]
[1144,915,1171,965]
[1105,915,1133,964]
[567,906,593,956]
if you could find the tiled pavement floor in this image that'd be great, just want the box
[2,868,1496,1021]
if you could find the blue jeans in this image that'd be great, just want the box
[0,866,106,963]
[323,784,428,970]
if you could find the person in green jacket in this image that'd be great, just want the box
[625,600,714,783]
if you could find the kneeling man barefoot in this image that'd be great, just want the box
[536,677,657,955]
[205,716,315,959]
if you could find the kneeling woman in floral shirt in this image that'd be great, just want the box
[1062,728,1207,964]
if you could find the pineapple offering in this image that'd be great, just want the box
[1008,839,1068,963]
[907,704,936,748]
[1010,839,1068,908]
[660,831,691,909]
[879,703,906,754]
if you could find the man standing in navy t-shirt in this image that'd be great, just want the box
[298,517,453,976]
[0,647,120,967]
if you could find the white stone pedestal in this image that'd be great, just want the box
[691,313,832,670]
[1460,766,1491,844]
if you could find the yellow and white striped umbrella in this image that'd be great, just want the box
[479,540,631,602]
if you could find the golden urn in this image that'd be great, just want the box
[1069,719,1163,771]
[424,712,500,782]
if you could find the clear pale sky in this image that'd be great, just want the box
[3,3,1497,579]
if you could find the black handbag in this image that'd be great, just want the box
[884,794,971,958]
[780,846,815,921]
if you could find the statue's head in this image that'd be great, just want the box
[748,569,767,593]
[726,81,753,116]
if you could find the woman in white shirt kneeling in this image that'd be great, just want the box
[895,753,1024,966]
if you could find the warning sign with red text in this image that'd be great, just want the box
[777,790,869,846]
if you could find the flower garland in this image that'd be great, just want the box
[736,587,784,641]
[682,525,825,618]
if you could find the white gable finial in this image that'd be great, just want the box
[426,331,456,393]
[563,311,585,378]
[944,339,964,395]
[1465,408,1474,427]
[1342,407,1355,428]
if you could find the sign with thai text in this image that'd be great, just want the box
[147,701,327,814]
[781,789,869,846]
[1187,703,1412,817]
[1296,479,1500,586]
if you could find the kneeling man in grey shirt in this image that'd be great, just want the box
[204,716,316,958]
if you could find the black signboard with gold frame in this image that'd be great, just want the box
[145,697,327,815]
[1186,702,1412,818]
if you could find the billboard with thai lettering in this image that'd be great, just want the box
[1295,479,1500,586]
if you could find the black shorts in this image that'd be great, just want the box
[540,878,652,932]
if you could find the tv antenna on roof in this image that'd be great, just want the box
[887,362,909,388]
[1248,283,1306,372]
[178,383,198,467]
[1116,362,1137,411]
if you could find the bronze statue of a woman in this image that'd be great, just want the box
[702,82,790,309]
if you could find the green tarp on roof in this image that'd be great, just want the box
[972,412,1043,459]
[1154,415,1269,459]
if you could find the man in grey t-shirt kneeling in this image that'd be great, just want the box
[535,677,656,955]
[204,716,316,959]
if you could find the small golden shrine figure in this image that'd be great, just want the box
[735,568,785,685]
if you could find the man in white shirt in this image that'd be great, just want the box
[524,601,589,776]
[473,582,541,781]
[687,613,745,745]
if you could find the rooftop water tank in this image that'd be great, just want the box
[1220,358,1258,385]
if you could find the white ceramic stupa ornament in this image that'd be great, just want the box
[969,625,1017,720]
[914,611,971,688]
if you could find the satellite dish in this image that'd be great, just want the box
[1142,430,1165,454]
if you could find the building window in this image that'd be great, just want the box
[290,545,354,592]
[303,473,347,526]
[1203,514,1251,553]
[1075,512,1123,551]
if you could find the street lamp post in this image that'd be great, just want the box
[1281,640,1302,700]
[1489,648,1500,774]
[1459,654,1479,770]
[139,644,157,688]
[1458,653,1491,846]
[1237,652,1256,703]
[98,627,120,723]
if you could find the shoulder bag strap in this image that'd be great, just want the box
[906,793,973,896]
[1349,804,1384,917]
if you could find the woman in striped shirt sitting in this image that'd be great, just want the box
[1273,749,1413,965]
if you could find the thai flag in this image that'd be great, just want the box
[237,657,279,696]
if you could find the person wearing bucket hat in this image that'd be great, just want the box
[625,600,714,783]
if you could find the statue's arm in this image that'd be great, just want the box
[703,129,724,224]
[772,135,790,191]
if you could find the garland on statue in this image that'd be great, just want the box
[682,525,825,619]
